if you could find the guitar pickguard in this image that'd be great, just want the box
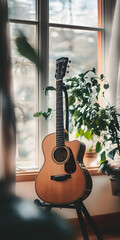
[65,147,76,174]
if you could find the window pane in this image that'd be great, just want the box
[10,23,37,169]
[49,0,98,27]
[49,27,97,133]
[8,0,37,21]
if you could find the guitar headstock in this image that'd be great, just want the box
[55,57,71,79]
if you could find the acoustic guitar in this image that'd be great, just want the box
[35,57,92,204]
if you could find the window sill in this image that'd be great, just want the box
[16,170,38,182]
[16,167,101,182]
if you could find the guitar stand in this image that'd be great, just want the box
[34,198,103,240]
[34,84,103,239]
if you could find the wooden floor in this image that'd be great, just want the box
[76,231,120,240]
[69,213,120,240]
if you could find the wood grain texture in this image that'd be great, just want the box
[35,133,92,204]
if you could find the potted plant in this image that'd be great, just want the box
[34,68,120,164]
[99,161,120,196]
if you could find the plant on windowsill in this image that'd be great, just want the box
[99,161,120,196]
[34,67,120,186]
[15,35,120,192]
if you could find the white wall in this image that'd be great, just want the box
[15,175,120,219]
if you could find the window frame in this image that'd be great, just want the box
[9,0,49,172]
[9,0,106,180]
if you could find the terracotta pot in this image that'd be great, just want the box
[84,152,98,167]
[110,178,120,196]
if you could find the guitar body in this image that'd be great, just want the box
[35,133,92,204]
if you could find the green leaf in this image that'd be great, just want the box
[33,111,42,117]
[91,79,98,86]
[79,69,92,78]
[43,86,56,95]
[33,108,52,120]
[104,135,108,141]
[100,160,107,165]
[100,151,106,161]
[107,147,118,160]
[104,83,109,89]
[84,130,92,140]
[95,141,102,153]
[76,132,80,138]
[91,67,96,74]
[48,107,52,113]
[79,73,85,78]
[42,112,48,119]
[76,128,84,138]
[100,74,104,80]
[74,110,80,118]
[94,103,100,108]
[68,95,76,106]
[96,83,100,93]
[43,108,52,120]
[94,103,100,111]
[98,160,108,172]
[86,82,91,88]
[89,145,93,153]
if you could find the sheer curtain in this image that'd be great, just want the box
[106,0,120,108]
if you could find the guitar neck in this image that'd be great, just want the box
[56,78,64,147]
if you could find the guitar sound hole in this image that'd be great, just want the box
[54,147,68,163]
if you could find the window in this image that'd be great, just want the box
[8,0,38,169]
[48,0,103,167]
[8,0,103,173]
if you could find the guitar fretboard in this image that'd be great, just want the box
[56,79,64,147]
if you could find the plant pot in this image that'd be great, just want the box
[84,152,98,167]
[110,178,120,196]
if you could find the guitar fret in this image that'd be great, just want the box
[56,141,64,144]
[56,116,63,118]
[56,124,64,126]
[56,135,64,138]
[56,125,64,127]
[56,137,64,139]
[56,134,64,136]
[56,140,64,142]
[56,111,63,113]
[56,131,64,132]
[56,129,64,131]
[56,138,64,140]
[56,143,64,145]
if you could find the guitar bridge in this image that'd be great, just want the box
[51,174,71,181]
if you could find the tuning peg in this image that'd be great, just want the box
[69,60,71,63]
[66,71,69,74]
[67,65,70,68]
